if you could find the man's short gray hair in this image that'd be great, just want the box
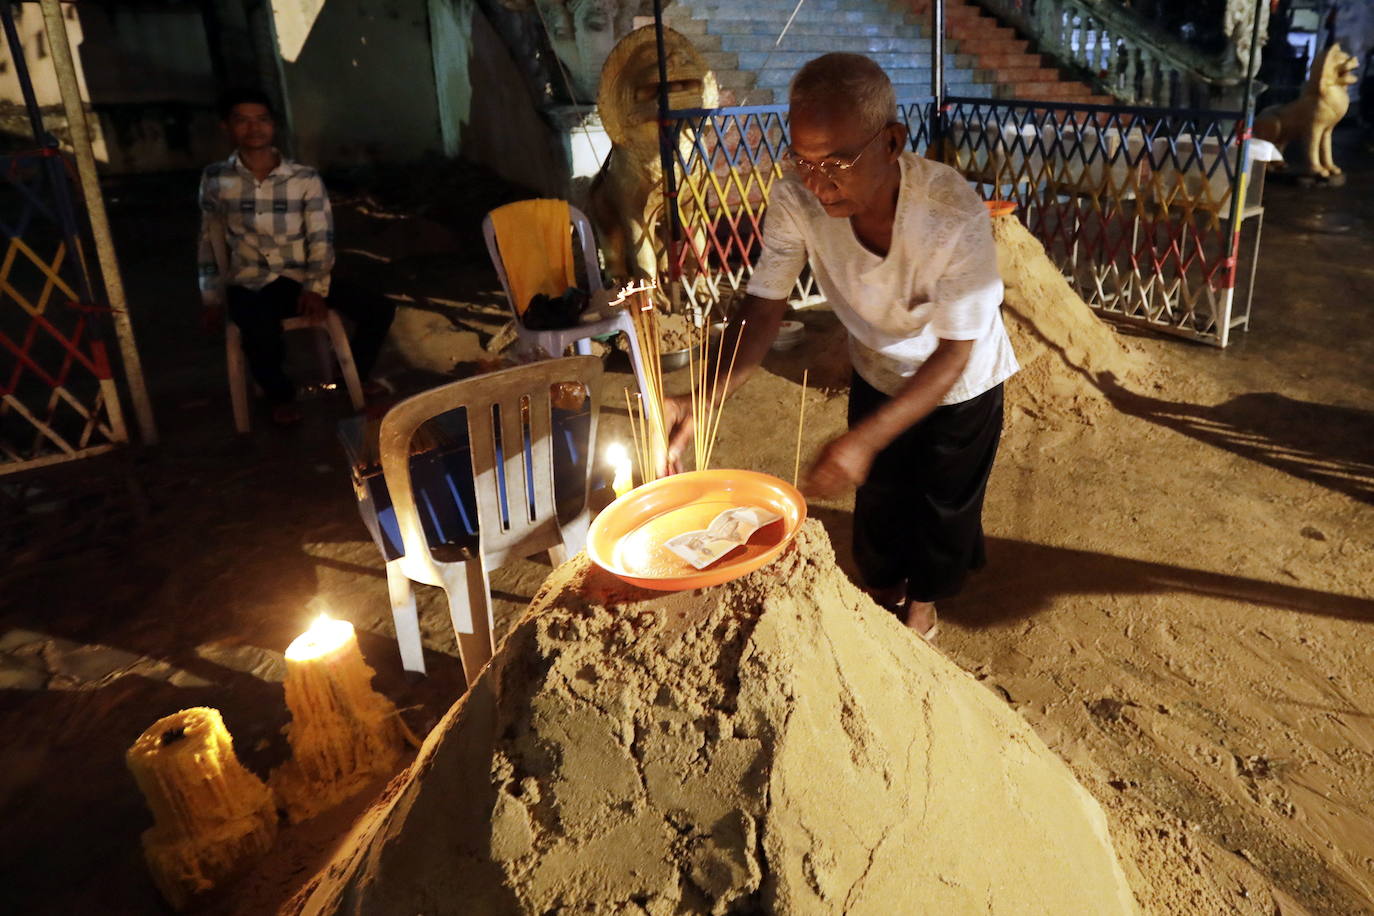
[789,53,898,134]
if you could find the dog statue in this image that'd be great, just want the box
[1254,43,1359,178]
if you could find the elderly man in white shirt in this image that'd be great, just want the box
[665,53,1017,638]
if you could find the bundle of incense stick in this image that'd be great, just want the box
[617,284,744,482]
[685,313,744,473]
[619,283,668,485]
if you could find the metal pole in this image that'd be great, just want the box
[38,0,157,443]
[931,0,946,154]
[1,3,47,144]
[652,0,683,315]
[1220,0,1267,346]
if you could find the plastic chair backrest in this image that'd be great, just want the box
[378,356,603,579]
[482,202,604,323]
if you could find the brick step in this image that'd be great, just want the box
[998,81,1090,99]
[971,50,1049,69]
[985,66,1061,84]
[945,4,992,21]
[954,36,1030,56]
[947,22,1017,40]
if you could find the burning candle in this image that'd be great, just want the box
[284,613,355,663]
[270,613,415,822]
[607,442,633,498]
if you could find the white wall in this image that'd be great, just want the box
[272,0,444,166]
[429,0,564,194]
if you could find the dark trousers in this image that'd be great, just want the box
[848,372,1004,604]
[227,277,395,404]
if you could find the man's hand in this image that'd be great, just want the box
[661,394,694,475]
[298,290,329,324]
[804,430,880,499]
[804,338,973,498]
[201,304,224,336]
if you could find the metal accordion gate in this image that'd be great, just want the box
[650,0,1269,350]
[0,147,128,473]
[1,1,152,475]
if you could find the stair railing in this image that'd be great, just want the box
[972,0,1246,109]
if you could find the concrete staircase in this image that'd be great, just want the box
[663,0,1112,106]
[931,0,1113,103]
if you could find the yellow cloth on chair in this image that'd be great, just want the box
[488,199,578,317]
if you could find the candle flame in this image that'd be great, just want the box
[285,613,355,662]
[607,442,633,498]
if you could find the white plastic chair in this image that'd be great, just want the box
[378,355,603,685]
[482,202,650,399]
[226,313,365,432]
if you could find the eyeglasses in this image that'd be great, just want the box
[782,126,888,184]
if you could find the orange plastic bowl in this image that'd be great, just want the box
[985,200,1017,218]
[587,469,807,591]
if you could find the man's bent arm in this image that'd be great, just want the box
[848,337,973,452]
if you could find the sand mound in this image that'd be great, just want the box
[295,521,1137,915]
[656,311,695,352]
[993,215,1152,423]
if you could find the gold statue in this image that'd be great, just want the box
[588,25,718,289]
[1255,43,1360,179]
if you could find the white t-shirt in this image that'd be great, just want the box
[746,152,1018,404]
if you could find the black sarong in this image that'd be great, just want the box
[848,372,1004,604]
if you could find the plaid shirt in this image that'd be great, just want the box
[197,151,334,307]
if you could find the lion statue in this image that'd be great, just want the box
[588,25,718,291]
[1254,43,1359,178]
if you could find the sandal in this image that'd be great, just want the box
[905,601,939,642]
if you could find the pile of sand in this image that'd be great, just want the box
[655,311,696,352]
[992,215,1154,423]
[294,521,1137,915]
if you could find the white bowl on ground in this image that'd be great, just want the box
[771,320,805,351]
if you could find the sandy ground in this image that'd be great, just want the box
[1,136,1371,914]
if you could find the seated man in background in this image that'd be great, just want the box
[198,88,394,426]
